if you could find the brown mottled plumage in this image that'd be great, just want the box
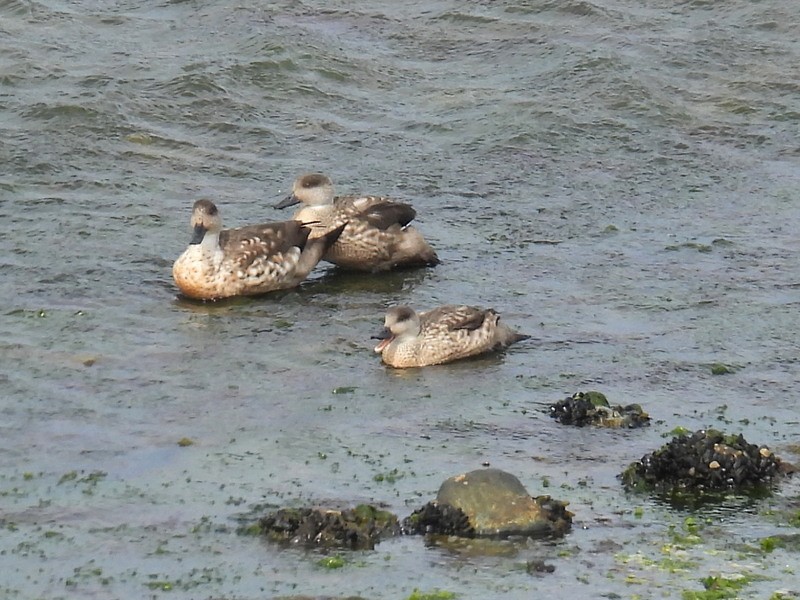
[172,199,343,300]
[372,305,529,368]
[275,173,439,272]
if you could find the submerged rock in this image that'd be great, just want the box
[621,429,796,498]
[549,391,650,428]
[404,468,572,539]
[258,504,400,550]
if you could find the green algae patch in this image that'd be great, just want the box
[709,363,734,375]
[790,510,800,528]
[760,534,800,553]
[58,471,78,484]
[317,555,346,569]
[666,426,692,438]
[177,437,194,447]
[667,518,705,547]
[407,589,457,600]
[682,573,759,600]
[332,386,357,394]
[581,390,608,406]
[761,536,783,553]
[236,522,264,536]
[142,567,224,591]
[373,468,404,483]
[351,504,396,525]
[145,580,174,591]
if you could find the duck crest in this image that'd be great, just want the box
[276,173,439,272]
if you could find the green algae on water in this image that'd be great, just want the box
[407,589,457,600]
[317,555,346,569]
[710,363,734,375]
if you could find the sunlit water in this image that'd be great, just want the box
[1,0,799,598]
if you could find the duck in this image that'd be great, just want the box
[274,173,439,272]
[372,304,529,368]
[172,199,344,300]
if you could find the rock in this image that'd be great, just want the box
[401,501,475,537]
[549,391,650,428]
[620,429,796,499]
[406,468,572,538]
[257,504,400,550]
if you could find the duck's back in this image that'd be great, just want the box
[414,305,498,364]
[216,221,311,288]
[298,195,436,272]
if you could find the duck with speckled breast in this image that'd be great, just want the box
[173,199,343,301]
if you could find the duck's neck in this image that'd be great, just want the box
[296,205,330,222]
[394,329,420,349]
[200,230,220,250]
[196,230,224,268]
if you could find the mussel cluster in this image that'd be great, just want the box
[549,391,650,428]
[401,502,476,537]
[258,504,400,550]
[621,429,792,494]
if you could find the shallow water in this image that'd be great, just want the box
[2,0,800,598]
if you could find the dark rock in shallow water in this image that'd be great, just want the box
[526,558,556,574]
[549,391,650,428]
[406,468,572,539]
[620,429,796,500]
[258,504,400,550]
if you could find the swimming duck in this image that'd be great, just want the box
[372,305,529,368]
[172,199,343,300]
[274,173,439,272]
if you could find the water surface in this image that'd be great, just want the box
[1,0,799,598]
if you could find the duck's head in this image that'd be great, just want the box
[372,305,420,353]
[275,173,335,209]
[189,199,222,244]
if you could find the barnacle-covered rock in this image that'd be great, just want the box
[549,391,650,428]
[405,468,572,539]
[402,501,475,537]
[620,429,796,500]
[257,504,400,550]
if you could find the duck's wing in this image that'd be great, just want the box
[219,220,311,271]
[420,305,490,334]
[336,195,417,230]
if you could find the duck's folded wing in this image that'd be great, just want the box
[338,196,417,230]
[219,221,311,270]
[421,305,489,333]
